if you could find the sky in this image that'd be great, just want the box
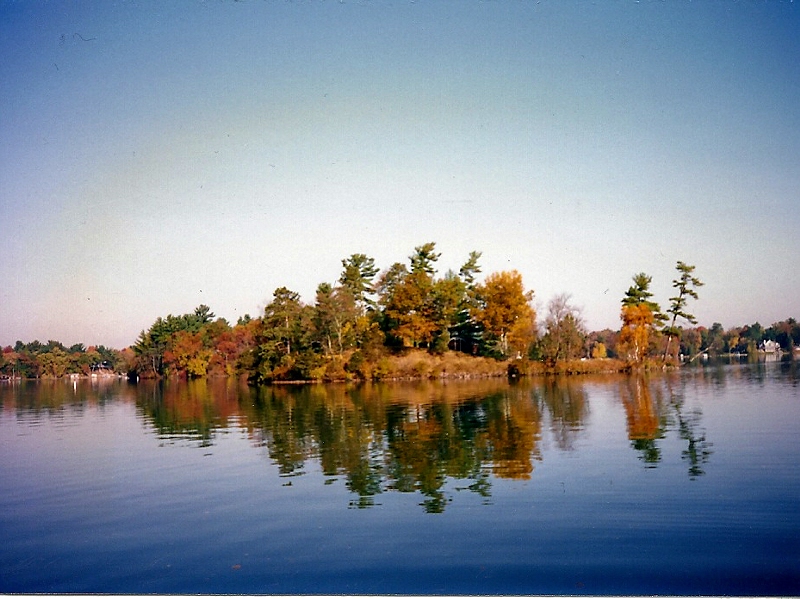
[1,0,799,349]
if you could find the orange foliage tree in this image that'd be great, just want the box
[618,273,664,364]
[473,270,536,358]
[619,303,655,364]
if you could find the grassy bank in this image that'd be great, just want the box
[305,350,630,383]
[520,358,629,376]
[312,349,507,382]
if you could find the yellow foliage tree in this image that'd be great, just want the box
[591,342,607,359]
[474,270,536,358]
[384,270,438,347]
[619,304,655,364]
[164,331,213,378]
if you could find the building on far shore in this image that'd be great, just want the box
[759,340,780,354]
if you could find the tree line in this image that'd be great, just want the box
[132,243,538,382]
[0,340,123,380]
[2,243,799,381]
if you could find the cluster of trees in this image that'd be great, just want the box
[0,340,125,379]
[131,304,258,378]
[614,263,705,365]
[582,316,800,365]
[131,244,538,382]
[685,319,800,358]
[608,262,799,365]
[126,252,716,380]
[4,246,799,382]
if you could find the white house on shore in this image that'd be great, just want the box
[760,340,780,354]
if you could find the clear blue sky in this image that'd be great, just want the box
[2,0,798,349]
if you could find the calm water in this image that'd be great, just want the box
[1,361,798,595]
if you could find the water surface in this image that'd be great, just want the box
[1,361,798,594]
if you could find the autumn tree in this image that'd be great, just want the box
[384,269,438,348]
[38,347,71,378]
[619,273,663,364]
[473,270,536,358]
[378,244,441,348]
[376,262,410,347]
[586,328,618,359]
[724,327,742,354]
[132,305,218,378]
[163,331,213,377]
[679,327,703,359]
[4,343,41,378]
[619,304,655,364]
[150,312,247,378]
[251,287,317,382]
[375,244,486,353]
[211,325,251,376]
[663,261,704,361]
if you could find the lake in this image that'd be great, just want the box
[1,360,798,595]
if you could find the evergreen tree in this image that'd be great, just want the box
[663,262,704,360]
[339,253,379,311]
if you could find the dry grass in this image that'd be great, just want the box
[381,350,508,380]
[310,351,629,382]
[521,358,628,376]
[348,349,506,381]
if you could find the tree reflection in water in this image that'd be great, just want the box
[135,378,242,447]
[665,373,714,479]
[620,373,712,478]
[241,381,544,512]
[539,376,588,451]
[619,375,666,466]
[12,371,717,512]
